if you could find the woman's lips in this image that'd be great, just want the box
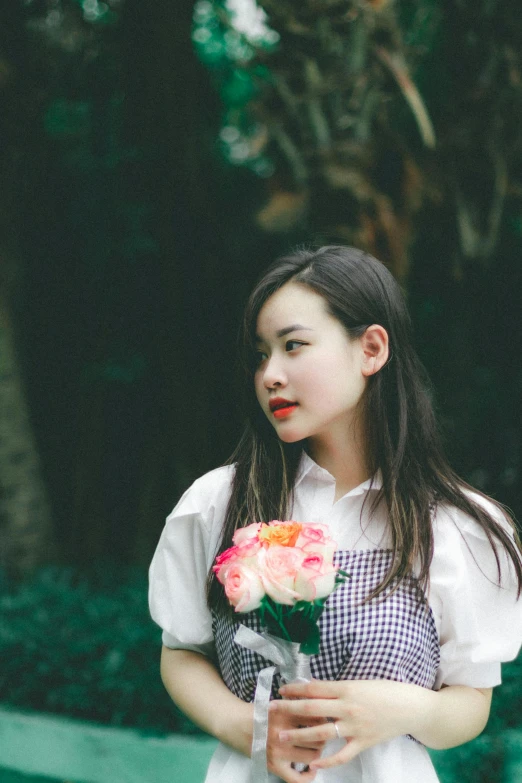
[272,404,299,419]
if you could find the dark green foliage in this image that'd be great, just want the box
[431,733,506,783]
[490,653,522,730]
[447,661,522,781]
[254,570,350,654]
[0,563,520,782]
[257,596,324,653]
[0,566,199,735]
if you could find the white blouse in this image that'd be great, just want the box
[148,452,522,783]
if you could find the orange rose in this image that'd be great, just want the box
[259,520,303,547]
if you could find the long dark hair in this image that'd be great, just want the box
[207,245,522,612]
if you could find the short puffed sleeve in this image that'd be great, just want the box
[429,495,522,689]
[148,465,234,654]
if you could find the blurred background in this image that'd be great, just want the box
[0,1,521,781]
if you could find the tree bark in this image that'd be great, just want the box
[0,295,55,577]
[0,3,56,576]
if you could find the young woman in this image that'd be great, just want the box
[149,246,522,783]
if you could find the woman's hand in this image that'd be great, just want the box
[270,679,492,771]
[269,678,434,771]
[266,698,327,783]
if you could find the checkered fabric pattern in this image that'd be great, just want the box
[212,549,440,705]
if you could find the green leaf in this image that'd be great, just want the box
[311,603,326,622]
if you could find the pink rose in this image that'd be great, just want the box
[213,545,240,583]
[296,524,336,563]
[294,553,338,601]
[236,537,262,561]
[223,562,265,613]
[214,536,262,584]
[301,539,336,562]
[233,522,262,546]
[258,545,305,605]
[296,523,329,545]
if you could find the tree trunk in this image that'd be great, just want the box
[0,4,56,576]
[0,294,55,577]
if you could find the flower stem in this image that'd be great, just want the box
[265,599,292,641]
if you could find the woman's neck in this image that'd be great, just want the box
[306,426,370,498]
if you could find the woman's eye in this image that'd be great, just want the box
[255,351,268,365]
[285,340,305,352]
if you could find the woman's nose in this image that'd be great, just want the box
[262,356,287,389]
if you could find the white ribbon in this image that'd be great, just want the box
[234,625,313,783]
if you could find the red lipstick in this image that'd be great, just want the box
[269,397,299,419]
[273,405,298,419]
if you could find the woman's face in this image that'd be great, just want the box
[254,282,368,446]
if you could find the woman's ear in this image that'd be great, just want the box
[360,325,389,376]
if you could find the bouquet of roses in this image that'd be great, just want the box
[213,520,349,654]
[214,521,349,780]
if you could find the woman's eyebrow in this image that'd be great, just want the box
[255,324,313,342]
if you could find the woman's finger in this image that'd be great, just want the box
[286,733,327,751]
[310,739,368,771]
[289,715,328,747]
[271,739,322,762]
[279,680,341,699]
[280,720,344,746]
[300,740,327,750]
[270,698,341,719]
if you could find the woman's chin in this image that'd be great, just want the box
[275,427,305,443]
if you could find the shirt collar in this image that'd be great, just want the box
[294,450,382,497]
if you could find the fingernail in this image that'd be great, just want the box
[279,687,287,695]
[279,731,289,742]
[268,702,277,710]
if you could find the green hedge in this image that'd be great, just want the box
[0,565,194,734]
[0,565,520,782]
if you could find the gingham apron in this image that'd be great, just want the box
[212,549,440,705]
